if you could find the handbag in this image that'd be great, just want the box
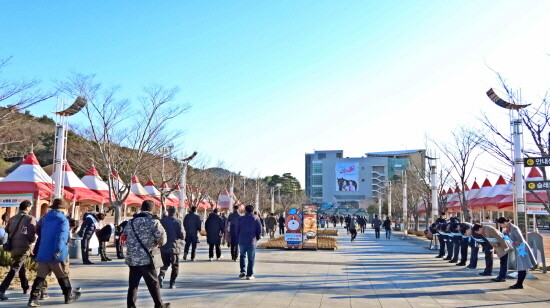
[3,215,25,252]
[130,219,163,269]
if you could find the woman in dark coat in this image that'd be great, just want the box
[498,217,536,289]
[205,209,225,261]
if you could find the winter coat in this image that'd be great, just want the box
[505,223,536,271]
[123,211,166,267]
[349,218,357,229]
[372,218,382,229]
[5,210,36,256]
[383,220,392,230]
[278,216,285,228]
[35,210,70,263]
[160,215,184,255]
[236,212,262,247]
[183,213,201,239]
[227,211,241,240]
[483,225,511,258]
[96,224,114,242]
[205,213,224,245]
[265,216,277,231]
[78,213,98,240]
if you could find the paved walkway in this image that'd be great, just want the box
[1,227,550,307]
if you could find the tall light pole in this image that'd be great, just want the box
[387,181,392,219]
[276,183,282,205]
[270,186,275,213]
[180,151,197,225]
[427,155,439,225]
[255,180,260,213]
[402,170,408,237]
[242,176,247,200]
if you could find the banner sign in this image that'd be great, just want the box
[524,157,550,167]
[526,180,550,191]
[302,204,318,250]
[335,162,359,192]
[0,193,33,207]
[526,205,549,215]
[284,208,302,249]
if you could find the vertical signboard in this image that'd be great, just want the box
[302,204,318,250]
[284,208,302,249]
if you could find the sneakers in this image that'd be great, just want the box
[40,292,49,300]
[27,299,40,307]
[239,272,246,279]
[246,275,255,280]
[509,284,523,289]
[0,292,8,301]
[209,258,213,261]
[492,278,506,282]
[169,284,175,289]
[64,289,81,304]
[217,255,224,260]
[479,272,492,276]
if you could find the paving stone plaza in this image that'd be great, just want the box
[1,227,549,308]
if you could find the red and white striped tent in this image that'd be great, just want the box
[52,161,103,203]
[468,178,493,211]
[466,180,481,203]
[81,165,110,201]
[481,176,511,211]
[143,179,163,205]
[446,187,462,212]
[109,172,144,206]
[0,152,53,199]
[131,176,160,205]
[217,188,232,210]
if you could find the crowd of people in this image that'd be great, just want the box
[430,212,537,290]
[0,200,265,307]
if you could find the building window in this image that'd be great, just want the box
[311,175,323,186]
[311,187,323,197]
[336,153,342,158]
[361,179,365,182]
[312,163,323,174]
[318,153,326,159]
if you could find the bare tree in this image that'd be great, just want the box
[478,73,550,214]
[433,127,483,221]
[58,73,186,225]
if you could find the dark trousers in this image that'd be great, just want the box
[446,238,454,259]
[184,236,198,260]
[159,252,179,285]
[81,236,91,263]
[482,243,493,274]
[360,225,365,233]
[99,242,110,261]
[468,244,479,268]
[438,236,446,257]
[459,238,469,263]
[239,245,256,277]
[451,239,461,261]
[278,226,285,235]
[209,243,221,259]
[385,229,392,239]
[0,253,29,293]
[517,270,527,286]
[497,253,509,279]
[350,229,357,241]
[127,265,164,308]
[374,228,380,239]
[230,243,239,260]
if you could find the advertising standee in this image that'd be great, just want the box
[302,204,318,250]
[284,208,302,249]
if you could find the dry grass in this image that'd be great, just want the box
[257,236,337,250]
[318,229,338,236]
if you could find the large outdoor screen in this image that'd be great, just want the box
[335,162,359,192]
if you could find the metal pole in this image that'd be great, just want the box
[430,165,438,224]
[243,177,246,200]
[403,171,408,236]
[53,120,66,198]
[278,186,281,204]
[256,181,260,213]
[388,181,392,219]
[512,114,526,234]
[378,189,382,218]
[270,187,274,213]
[179,161,188,223]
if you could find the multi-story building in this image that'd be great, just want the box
[305,149,425,207]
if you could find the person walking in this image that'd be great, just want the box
[344,215,351,234]
[265,213,277,239]
[227,205,241,261]
[372,215,381,239]
[123,200,169,308]
[220,212,227,246]
[278,214,285,235]
[236,205,262,280]
[1,212,7,226]
[158,206,184,289]
[349,216,358,242]
[205,209,225,261]
[497,217,536,289]
[383,217,392,239]
[27,199,81,307]
[96,223,114,262]
[77,212,105,264]
[183,206,201,261]
[0,201,36,301]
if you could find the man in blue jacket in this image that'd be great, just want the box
[227,205,241,261]
[236,205,262,280]
[27,199,80,307]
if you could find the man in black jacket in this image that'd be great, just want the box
[205,209,225,261]
[96,223,114,262]
[227,206,241,261]
[159,207,183,289]
[183,206,201,261]
[278,214,285,235]
[78,213,105,264]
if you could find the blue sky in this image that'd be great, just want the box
[2,1,550,185]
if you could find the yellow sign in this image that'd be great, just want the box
[526,158,535,166]
[527,182,536,190]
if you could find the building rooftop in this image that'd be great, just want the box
[365,149,424,157]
